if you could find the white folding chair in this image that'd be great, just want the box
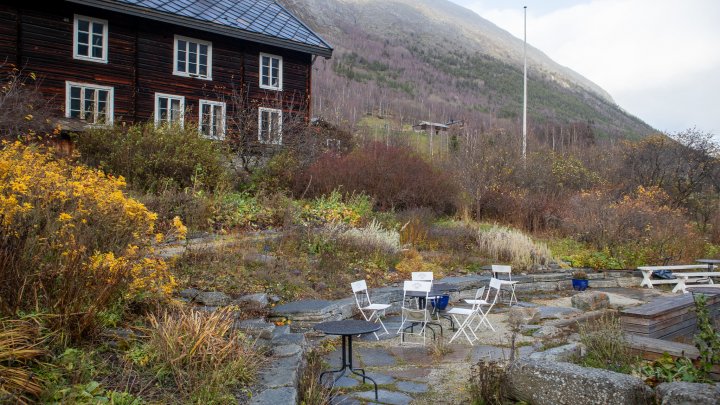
[446,286,485,345]
[411,272,434,284]
[351,280,391,340]
[472,278,501,332]
[397,280,433,345]
[492,264,518,306]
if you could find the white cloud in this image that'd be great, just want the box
[451,0,720,137]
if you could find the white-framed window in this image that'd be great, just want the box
[65,81,114,125]
[154,93,185,127]
[73,15,108,63]
[199,100,226,140]
[258,107,282,145]
[259,53,283,90]
[174,35,212,79]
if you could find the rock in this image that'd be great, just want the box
[655,382,720,405]
[195,291,231,306]
[354,389,412,405]
[236,293,269,308]
[571,291,610,311]
[273,344,302,358]
[508,307,540,325]
[249,387,297,405]
[507,359,654,405]
[529,342,582,362]
[234,318,275,339]
[245,253,276,264]
[396,381,429,393]
[272,332,306,347]
[537,306,582,320]
[533,325,563,339]
[269,295,281,304]
[179,288,201,300]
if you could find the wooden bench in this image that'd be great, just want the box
[620,292,720,341]
[625,333,700,361]
[637,265,718,292]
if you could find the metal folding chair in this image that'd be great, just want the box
[351,280,390,340]
[492,264,518,306]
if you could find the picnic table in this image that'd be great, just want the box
[638,262,719,293]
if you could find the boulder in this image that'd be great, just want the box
[571,291,610,311]
[533,325,563,339]
[234,318,275,339]
[179,287,201,300]
[655,381,720,405]
[195,291,231,306]
[236,293,269,308]
[508,306,540,325]
[507,359,654,405]
[529,342,582,362]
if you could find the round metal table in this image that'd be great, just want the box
[314,320,380,400]
[402,283,458,334]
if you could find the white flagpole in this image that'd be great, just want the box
[522,5,527,161]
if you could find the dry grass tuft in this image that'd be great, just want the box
[476,225,553,270]
[146,307,262,402]
[0,319,46,404]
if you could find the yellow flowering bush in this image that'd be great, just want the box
[0,142,177,342]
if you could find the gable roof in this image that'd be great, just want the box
[69,0,333,58]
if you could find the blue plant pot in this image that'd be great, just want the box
[572,279,589,291]
[430,295,450,310]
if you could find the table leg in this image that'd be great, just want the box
[640,270,653,288]
[672,277,687,293]
[348,335,378,401]
[319,334,348,384]
[318,335,378,401]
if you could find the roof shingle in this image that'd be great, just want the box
[73,0,332,57]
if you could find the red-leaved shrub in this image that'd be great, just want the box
[294,142,457,213]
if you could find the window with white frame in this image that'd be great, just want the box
[259,53,282,90]
[154,93,185,127]
[258,107,282,145]
[73,15,108,62]
[174,35,212,79]
[65,81,114,125]
[199,100,226,139]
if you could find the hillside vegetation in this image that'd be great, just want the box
[283,0,654,141]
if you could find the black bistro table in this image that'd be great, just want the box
[696,259,720,271]
[314,320,380,400]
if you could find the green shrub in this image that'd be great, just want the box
[298,191,373,227]
[76,123,233,193]
[574,314,638,373]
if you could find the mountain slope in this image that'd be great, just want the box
[283,0,654,140]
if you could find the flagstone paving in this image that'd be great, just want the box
[313,286,668,404]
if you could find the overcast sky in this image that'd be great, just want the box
[449,0,720,139]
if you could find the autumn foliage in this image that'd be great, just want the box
[0,142,179,343]
[295,142,458,213]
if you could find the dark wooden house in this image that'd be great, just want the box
[0,0,332,145]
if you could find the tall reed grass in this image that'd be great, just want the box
[476,225,553,270]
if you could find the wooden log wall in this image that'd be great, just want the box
[0,1,313,145]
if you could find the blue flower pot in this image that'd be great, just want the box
[430,295,450,310]
[572,279,589,291]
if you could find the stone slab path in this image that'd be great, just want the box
[312,287,662,404]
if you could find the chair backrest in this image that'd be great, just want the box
[351,280,371,308]
[491,264,512,281]
[402,280,431,318]
[411,272,434,283]
[486,277,502,306]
